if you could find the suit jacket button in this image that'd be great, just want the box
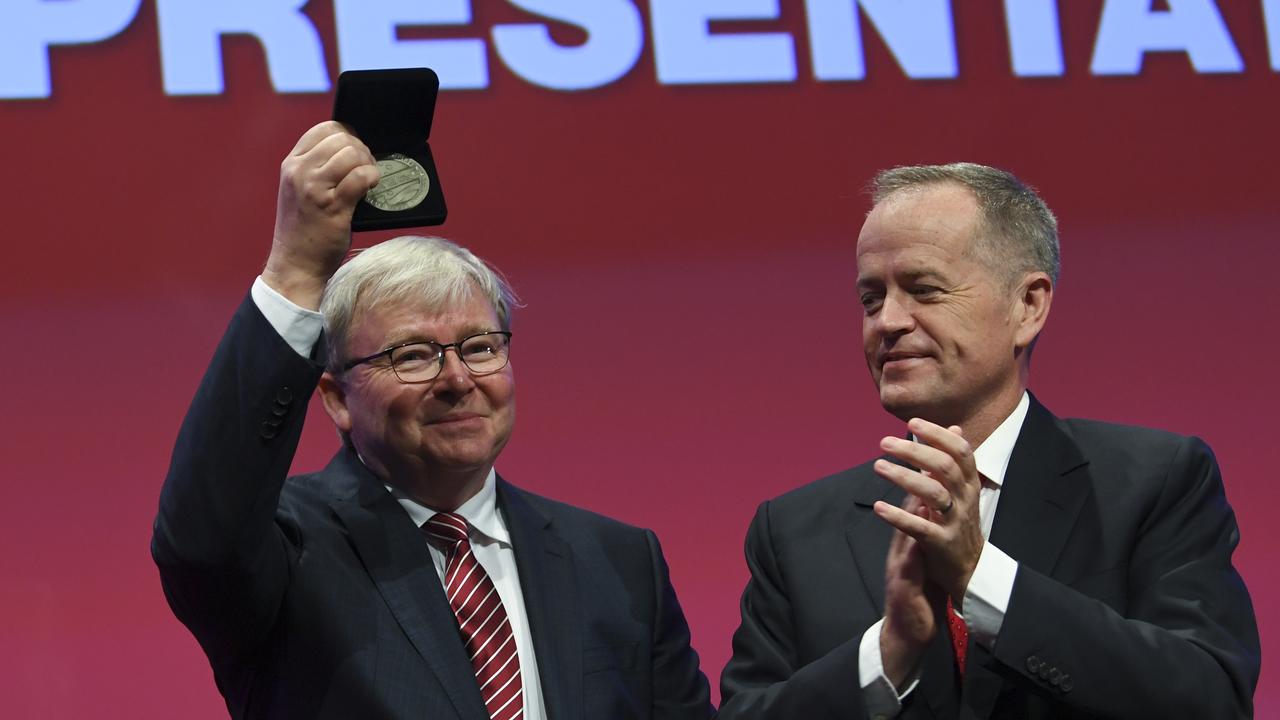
[260,421,279,439]
[1026,656,1042,673]
[275,387,293,405]
[1048,667,1062,685]
[1060,675,1073,693]
[271,404,288,417]
[1039,665,1052,681]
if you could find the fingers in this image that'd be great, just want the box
[907,419,973,466]
[267,123,376,307]
[317,143,376,182]
[290,120,354,157]
[322,144,380,205]
[887,498,924,554]
[879,435,969,490]
[874,419,985,603]
[282,131,378,214]
[875,499,941,543]
[309,131,376,173]
[335,164,381,206]
[876,422,978,506]
[287,124,375,187]
[874,458,953,513]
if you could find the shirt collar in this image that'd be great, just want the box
[971,391,1030,489]
[385,467,511,545]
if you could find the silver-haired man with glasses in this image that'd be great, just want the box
[152,121,714,720]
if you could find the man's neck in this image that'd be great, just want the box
[938,383,1028,450]
[395,470,489,512]
[359,451,491,512]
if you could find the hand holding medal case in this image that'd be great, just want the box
[333,68,447,231]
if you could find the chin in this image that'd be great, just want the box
[429,448,495,470]
[878,387,935,423]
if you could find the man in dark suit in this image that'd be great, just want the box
[718,163,1260,719]
[152,122,713,720]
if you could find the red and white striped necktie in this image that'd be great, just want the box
[423,512,524,720]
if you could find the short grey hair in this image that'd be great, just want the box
[871,162,1060,285]
[320,235,518,373]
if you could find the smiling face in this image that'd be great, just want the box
[318,288,515,506]
[856,183,1046,439]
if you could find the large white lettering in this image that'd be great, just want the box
[805,0,957,81]
[0,0,141,99]
[2,0,1272,100]
[650,0,796,84]
[333,0,488,89]
[493,0,643,90]
[155,0,327,95]
[1091,0,1243,74]
[1264,0,1280,70]
[1004,0,1064,76]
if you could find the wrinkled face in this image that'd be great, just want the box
[856,184,1024,426]
[323,290,515,485]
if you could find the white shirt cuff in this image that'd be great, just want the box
[251,276,324,359]
[960,541,1019,649]
[859,618,919,719]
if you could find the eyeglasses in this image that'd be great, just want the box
[341,331,512,384]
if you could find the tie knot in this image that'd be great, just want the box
[423,512,470,546]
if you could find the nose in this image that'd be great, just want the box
[434,347,477,394]
[873,292,916,338]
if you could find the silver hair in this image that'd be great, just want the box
[871,162,1061,285]
[320,235,518,373]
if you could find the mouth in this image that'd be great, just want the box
[428,412,484,426]
[879,352,929,369]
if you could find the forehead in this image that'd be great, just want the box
[351,290,501,349]
[856,184,980,276]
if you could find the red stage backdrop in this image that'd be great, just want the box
[2,1,1276,716]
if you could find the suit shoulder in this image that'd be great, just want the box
[767,462,876,507]
[1061,417,1213,459]
[279,470,352,504]
[508,484,650,540]
[1056,416,1221,494]
[747,461,883,540]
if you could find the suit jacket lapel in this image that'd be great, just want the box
[849,466,958,719]
[988,395,1091,577]
[847,463,906,616]
[965,396,1090,718]
[499,478,582,720]
[846,402,1093,718]
[325,450,490,720]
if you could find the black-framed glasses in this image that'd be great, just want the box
[341,331,512,384]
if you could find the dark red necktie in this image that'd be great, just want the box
[947,597,968,676]
[423,512,524,720]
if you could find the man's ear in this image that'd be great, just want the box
[317,372,352,433]
[1014,272,1053,350]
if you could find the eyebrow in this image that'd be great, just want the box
[381,325,500,348]
[903,267,950,283]
[858,265,950,285]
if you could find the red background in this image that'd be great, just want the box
[2,1,1276,716]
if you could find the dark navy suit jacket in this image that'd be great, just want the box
[152,295,713,720]
[718,396,1260,719]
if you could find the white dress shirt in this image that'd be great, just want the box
[250,276,547,719]
[389,473,547,720]
[859,392,1030,718]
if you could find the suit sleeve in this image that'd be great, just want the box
[150,294,323,671]
[644,529,716,719]
[993,436,1260,718]
[717,501,871,719]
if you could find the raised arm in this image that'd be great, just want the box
[151,122,377,668]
